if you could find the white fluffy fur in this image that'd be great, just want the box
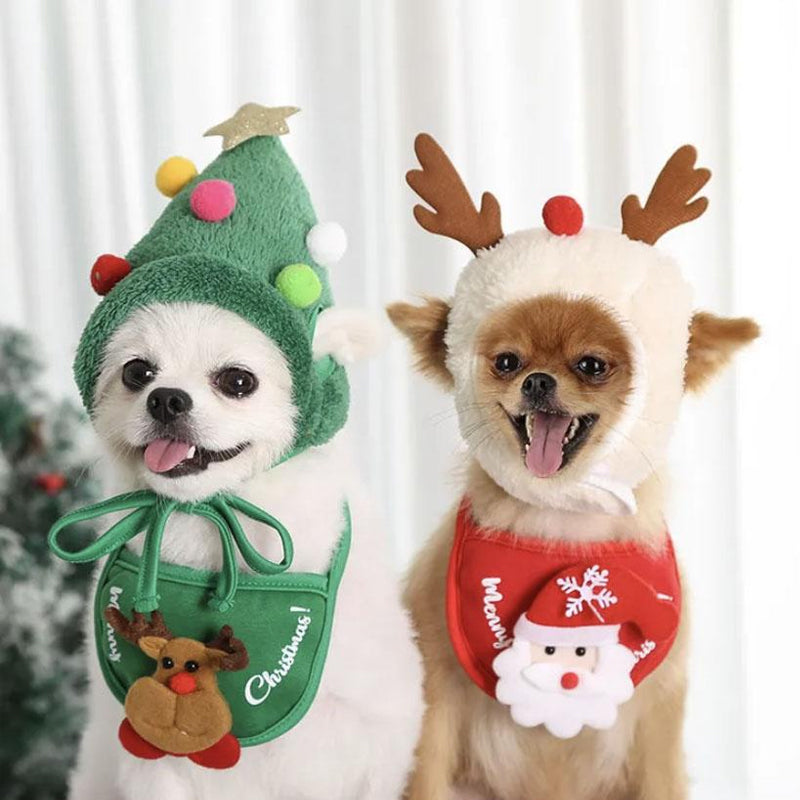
[94,304,297,503]
[312,307,384,365]
[445,228,694,512]
[73,303,422,800]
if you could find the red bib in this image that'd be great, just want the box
[446,499,681,697]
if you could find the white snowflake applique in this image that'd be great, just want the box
[556,565,618,622]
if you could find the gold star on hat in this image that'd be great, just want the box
[204,103,300,151]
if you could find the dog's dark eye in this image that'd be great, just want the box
[122,359,157,391]
[184,660,199,673]
[215,367,258,398]
[544,646,556,656]
[575,647,587,657]
[161,657,174,670]
[574,356,607,378]
[494,352,521,374]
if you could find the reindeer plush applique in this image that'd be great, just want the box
[104,608,249,769]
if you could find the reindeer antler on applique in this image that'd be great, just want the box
[104,609,249,671]
[621,145,711,245]
[206,624,250,671]
[406,133,504,254]
[105,608,174,643]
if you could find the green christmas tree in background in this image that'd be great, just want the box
[0,327,98,800]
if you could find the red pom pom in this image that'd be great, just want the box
[560,671,580,690]
[542,196,584,236]
[91,254,131,296]
[34,472,67,495]
[168,672,198,695]
[118,719,166,760]
[188,733,241,769]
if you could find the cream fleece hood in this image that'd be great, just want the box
[446,227,694,514]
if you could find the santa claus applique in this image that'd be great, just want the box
[493,562,679,738]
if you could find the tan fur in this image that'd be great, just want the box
[475,296,633,377]
[386,298,453,388]
[473,296,635,474]
[404,467,689,800]
[684,311,759,392]
[395,295,722,800]
[394,292,756,800]
[395,136,757,800]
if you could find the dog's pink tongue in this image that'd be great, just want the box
[525,412,572,478]
[144,439,192,473]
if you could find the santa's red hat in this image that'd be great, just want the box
[514,562,678,647]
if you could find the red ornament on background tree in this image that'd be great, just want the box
[35,472,67,495]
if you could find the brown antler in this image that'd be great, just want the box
[104,608,174,644]
[407,133,503,254]
[621,145,711,245]
[206,625,249,672]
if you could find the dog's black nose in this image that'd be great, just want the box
[521,372,557,402]
[147,388,193,424]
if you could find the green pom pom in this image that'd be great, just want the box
[275,263,322,308]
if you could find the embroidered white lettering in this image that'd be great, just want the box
[106,586,123,662]
[632,639,656,661]
[481,578,512,650]
[244,613,312,706]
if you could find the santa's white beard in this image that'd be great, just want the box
[493,640,636,739]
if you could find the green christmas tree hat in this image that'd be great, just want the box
[76,104,350,454]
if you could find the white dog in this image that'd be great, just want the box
[68,302,423,800]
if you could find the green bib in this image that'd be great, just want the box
[49,491,350,746]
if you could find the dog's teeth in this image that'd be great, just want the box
[566,417,580,442]
[187,446,196,459]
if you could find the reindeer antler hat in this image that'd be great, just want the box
[402,135,731,512]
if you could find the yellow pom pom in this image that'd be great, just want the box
[155,156,198,198]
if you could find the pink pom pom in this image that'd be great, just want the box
[190,179,236,222]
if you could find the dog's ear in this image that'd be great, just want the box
[684,311,760,392]
[386,298,453,389]
[312,308,384,364]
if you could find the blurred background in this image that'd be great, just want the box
[0,1,797,798]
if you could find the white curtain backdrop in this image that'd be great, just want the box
[0,1,797,798]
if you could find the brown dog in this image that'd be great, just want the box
[389,136,758,800]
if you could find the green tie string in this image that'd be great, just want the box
[48,490,294,613]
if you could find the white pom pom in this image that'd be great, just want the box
[306,221,347,266]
